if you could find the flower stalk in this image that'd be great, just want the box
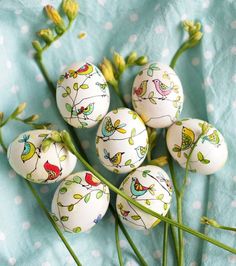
[201,217,236,232]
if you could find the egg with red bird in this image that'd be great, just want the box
[56,62,110,128]
[7,130,77,184]
[51,171,110,233]
[116,165,172,230]
[132,62,184,128]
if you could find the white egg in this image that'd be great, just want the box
[166,118,228,175]
[51,171,110,233]
[56,62,110,128]
[132,62,184,128]
[116,165,172,230]
[95,108,148,174]
[7,130,77,184]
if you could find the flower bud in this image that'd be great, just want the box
[32,40,42,52]
[151,156,168,167]
[127,51,137,64]
[23,114,39,123]
[113,52,126,73]
[201,217,220,228]
[0,112,4,124]
[100,58,118,88]
[45,5,65,31]
[37,28,54,44]
[135,56,148,66]
[62,0,79,21]
[11,103,26,118]
[51,131,62,143]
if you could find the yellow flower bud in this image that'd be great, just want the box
[62,0,79,21]
[100,62,118,88]
[37,28,54,44]
[32,40,42,52]
[23,114,40,123]
[127,51,137,64]
[113,52,126,73]
[11,103,27,118]
[151,156,168,167]
[135,56,148,66]
[45,5,65,31]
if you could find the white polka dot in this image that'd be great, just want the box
[124,94,131,103]
[153,249,162,259]
[91,250,101,257]
[129,13,138,22]
[0,232,6,241]
[21,25,29,34]
[228,255,236,263]
[231,200,236,208]
[53,40,61,48]
[97,0,106,6]
[82,140,90,149]
[204,77,213,87]
[190,261,197,266]
[161,48,169,57]
[43,98,51,108]
[22,221,31,230]
[128,34,137,43]
[204,50,214,59]
[207,103,214,113]
[154,4,160,10]
[104,22,113,30]
[15,9,22,15]
[8,258,16,265]
[14,196,22,205]
[40,186,49,194]
[11,85,20,94]
[232,101,236,109]
[119,239,128,248]
[155,25,165,34]
[202,254,208,262]
[181,14,187,21]
[231,21,236,29]
[192,57,200,66]
[231,47,236,55]
[85,56,94,63]
[41,262,51,266]
[232,74,236,83]
[126,261,139,266]
[36,74,44,82]
[8,170,16,179]
[204,24,212,33]
[192,201,201,209]
[202,0,210,8]
[6,60,12,69]
[207,201,212,209]
[0,36,4,45]
[34,241,41,249]
[233,176,236,182]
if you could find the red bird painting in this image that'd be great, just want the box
[85,172,101,187]
[43,161,62,182]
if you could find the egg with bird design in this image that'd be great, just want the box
[116,165,172,230]
[51,171,110,233]
[96,108,148,174]
[7,130,77,184]
[56,62,110,128]
[166,118,228,175]
[132,62,184,128]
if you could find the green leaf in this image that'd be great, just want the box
[73,83,79,90]
[202,159,210,164]
[61,216,69,221]
[147,69,153,77]
[145,199,151,205]
[26,173,32,179]
[73,194,83,199]
[73,176,82,184]
[175,121,182,126]
[42,139,52,152]
[183,153,188,159]
[68,204,74,212]
[128,137,134,145]
[59,187,67,194]
[138,70,143,76]
[66,86,71,94]
[59,155,67,161]
[65,103,72,112]
[142,170,150,177]
[96,190,103,199]
[149,63,160,70]
[149,98,157,104]
[131,128,136,137]
[51,214,59,222]
[157,194,164,200]
[164,203,168,210]
[73,226,81,233]
[65,180,73,186]
[96,114,103,121]
[172,147,180,152]
[197,151,204,161]
[131,215,141,220]
[125,159,131,166]
[80,84,89,89]
[80,122,88,128]
[38,133,49,138]
[62,92,68,98]
[84,193,91,203]
[149,91,154,98]
[57,202,63,207]
[130,164,135,168]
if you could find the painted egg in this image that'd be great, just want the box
[51,171,110,233]
[132,62,184,128]
[166,118,228,175]
[116,165,172,230]
[95,108,148,174]
[56,61,110,128]
[7,130,77,184]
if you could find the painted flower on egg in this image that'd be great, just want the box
[56,62,110,128]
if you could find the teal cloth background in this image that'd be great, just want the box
[0,0,236,265]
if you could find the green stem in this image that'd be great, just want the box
[177,196,184,265]
[0,128,7,152]
[62,132,236,254]
[109,204,148,266]
[113,84,129,108]
[170,42,189,69]
[26,180,82,266]
[168,212,179,264]
[162,220,169,266]
[218,226,236,232]
[115,218,124,266]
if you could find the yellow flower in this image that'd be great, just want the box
[151,156,168,167]
[113,52,126,73]
[100,58,118,88]
[37,28,54,44]
[127,51,137,64]
[62,0,79,21]
[45,5,65,31]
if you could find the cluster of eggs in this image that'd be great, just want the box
[7,61,228,233]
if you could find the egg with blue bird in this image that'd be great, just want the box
[132,62,184,128]
[96,108,148,174]
[56,61,110,128]
[7,130,77,184]
[116,165,172,230]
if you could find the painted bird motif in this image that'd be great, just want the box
[85,172,101,187]
[173,127,195,158]
[18,135,39,163]
[133,80,148,99]
[77,103,94,119]
[68,63,93,78]
[104,149,124,168]
[117,203,130,218]
[43,160,62,182]
[130,177,155,197]
[101,117,126,140]
[135,145,147,160]
[152,79,175,99]
[202,130,220,146]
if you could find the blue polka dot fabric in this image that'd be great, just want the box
[0,0,236,265]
